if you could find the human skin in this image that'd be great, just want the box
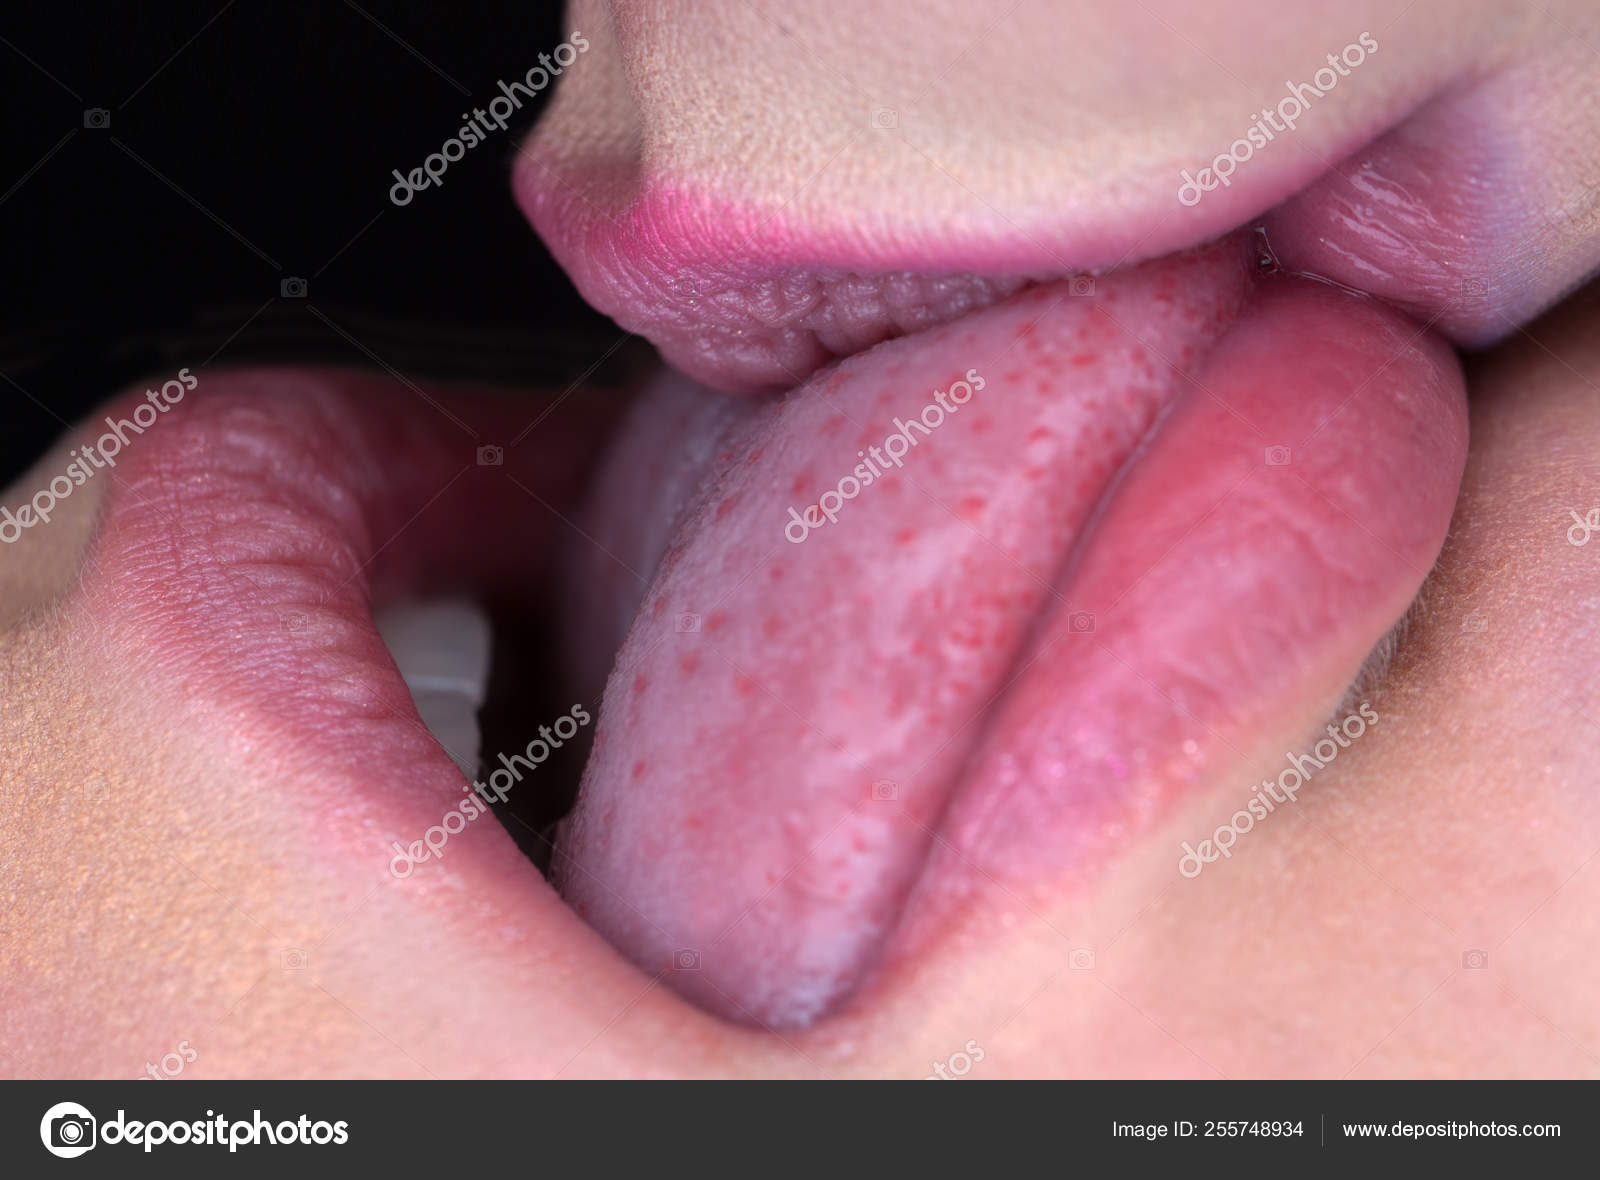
[3,2,1600,1077]
[518,0,1600,386]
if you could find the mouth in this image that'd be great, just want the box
[540,225,1467,1028]
[491,39,1542,1025]
[58,117,1476,1044]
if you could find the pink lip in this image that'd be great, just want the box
[513,80,1531,396]
[63,368,610,891]
[552,234,1467,1027]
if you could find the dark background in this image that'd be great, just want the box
[0,0,642,485]
[0,1,648,862]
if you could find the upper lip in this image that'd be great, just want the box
[63,366,610,858]
[513,87,1573,392]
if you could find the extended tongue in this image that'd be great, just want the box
[556,236,1465,1028]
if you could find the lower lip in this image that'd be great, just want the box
[59,368,610,883]
[556,232,1468,1028]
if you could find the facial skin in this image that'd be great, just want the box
[3,2,1600,1077]
[518,0,1600,386]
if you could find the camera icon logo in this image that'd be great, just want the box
[870,107,898,129]
[1068,611,1095,633]
[280,276,308,298]
[476,444,505,466]
[676,612,702,633]
[1460,278,1489,297]
[1459,611,1488,634]
[83,108,111,129]
[673,949,701,971]
[1462,949,1489,970]
[1068,275,1096,297]
[281,948,309,972]
[871,779,898,801]
[40,1102,97,1158]
[1069,947,1096,970]
[1264,445,1292,466]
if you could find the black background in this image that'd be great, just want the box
[0,0,649,858]
[0,0,639,486]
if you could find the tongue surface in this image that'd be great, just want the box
[558,236,1465,1028]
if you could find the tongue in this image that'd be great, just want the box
[557,234,1466,1028]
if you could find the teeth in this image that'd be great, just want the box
[375,600,491,777]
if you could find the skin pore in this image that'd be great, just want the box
[3,1,1599,1077]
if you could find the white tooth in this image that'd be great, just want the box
[375,599,491,777]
